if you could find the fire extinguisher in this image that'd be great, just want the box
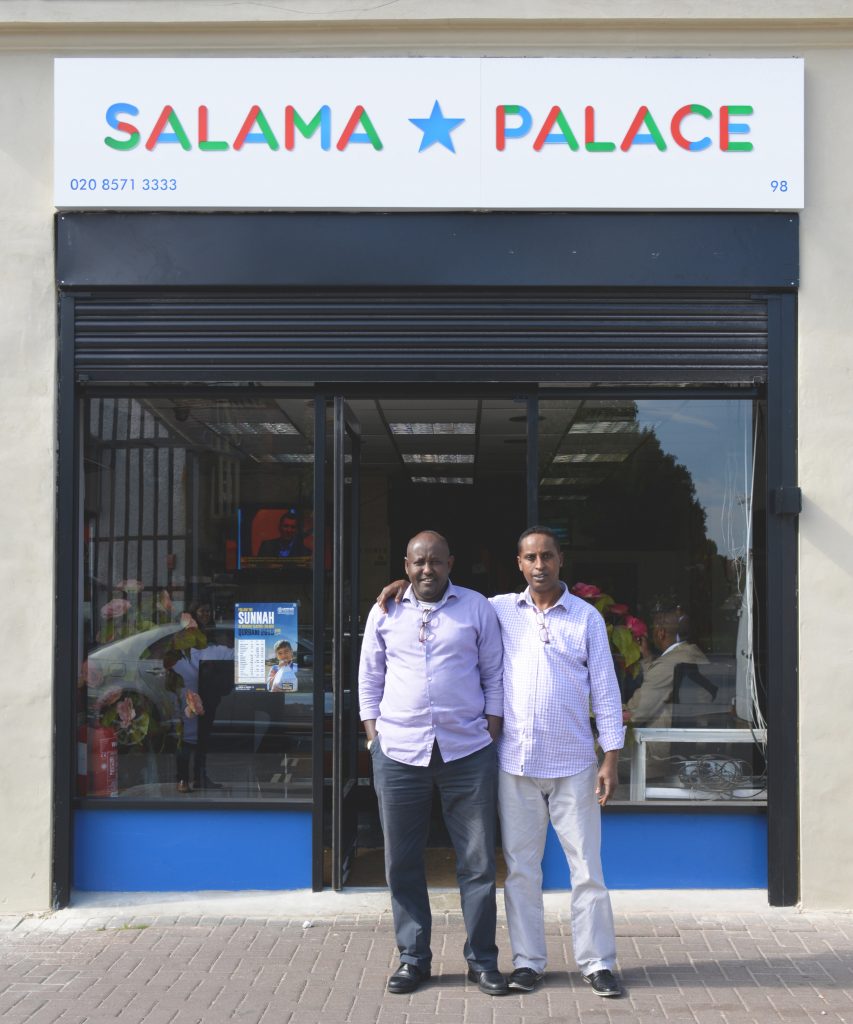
[89,726,118,798]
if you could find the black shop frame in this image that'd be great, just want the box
[54,212,799,906]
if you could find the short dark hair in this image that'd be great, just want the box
[517,525,562,552]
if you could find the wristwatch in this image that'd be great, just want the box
[366,737,375,751]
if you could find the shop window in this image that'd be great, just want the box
[78,396,316,802]
[539,397,766,804]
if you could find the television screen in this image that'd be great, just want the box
[237,506,313,570]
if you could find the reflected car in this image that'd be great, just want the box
[85,623,187,742]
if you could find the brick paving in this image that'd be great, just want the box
[0,894,851,1024]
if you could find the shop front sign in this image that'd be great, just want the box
[54,58,803,210]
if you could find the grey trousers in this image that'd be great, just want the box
[499,764,617,975]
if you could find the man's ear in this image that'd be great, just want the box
[447,555,455,572]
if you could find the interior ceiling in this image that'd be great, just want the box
[144,395,649,492]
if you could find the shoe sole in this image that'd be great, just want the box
[387,975,430,994]
[508,978,543,992]
[583,977,621,997]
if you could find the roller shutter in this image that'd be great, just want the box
[72,289,768,385]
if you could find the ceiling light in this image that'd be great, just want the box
[212,421,298,436]
[390,422,476,435]
[553,452,628,464]
[411,476,473,485]
[402,454,475,464]
[568,421,638,435]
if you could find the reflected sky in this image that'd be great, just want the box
[636,400,753,558]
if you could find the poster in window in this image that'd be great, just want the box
[234,602,299,692]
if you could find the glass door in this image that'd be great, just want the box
[330,397,361,889]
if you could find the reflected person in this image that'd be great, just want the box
[626,608,710,774]
[257,510,309,558]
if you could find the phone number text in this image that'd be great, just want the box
[68,178,177,192]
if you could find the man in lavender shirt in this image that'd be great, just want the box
[359,531,507,997]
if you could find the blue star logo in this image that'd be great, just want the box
[409,101,465,153]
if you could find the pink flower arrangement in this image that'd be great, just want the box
[184,691,205,719]
[116,697,136,728]
[92,688,151,747]
[95,686,123,712]
[625,615,648,638]
[79,659,104,688]
[100,597,131,620]
[571,581,648,681]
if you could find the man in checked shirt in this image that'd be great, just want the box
[378,525,624,998]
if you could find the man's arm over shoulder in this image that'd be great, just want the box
[474,593,504,718]
[358,603,387,722]
[586,606,624,752]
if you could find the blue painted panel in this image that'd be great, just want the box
[541,813,767,890]
[74,809,312,891]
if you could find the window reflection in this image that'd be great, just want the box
[79,396,315,801]
[539,398,766,803]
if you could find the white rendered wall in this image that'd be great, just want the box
[0,1,851,911]
[0,50,56,912]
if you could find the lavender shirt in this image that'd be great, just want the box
[359,581,504,767]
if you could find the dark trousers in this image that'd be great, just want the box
[371,739,499,972]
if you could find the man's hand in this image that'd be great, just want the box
[486,715,503,742]
[363,719,377,743]
[595,750,619,806]
[376,579,407,613]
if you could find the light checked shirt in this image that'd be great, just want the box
[491,584,624,778]
[358,581,504,767]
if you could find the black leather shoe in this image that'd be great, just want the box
[467,968,509,996]
[508,967,544,991]
[387,963,430,994]
[583,969,622,997]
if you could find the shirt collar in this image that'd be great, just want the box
[516,581,570,611]
[402,579,459,610]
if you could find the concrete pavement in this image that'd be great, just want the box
[1,889,851,1023]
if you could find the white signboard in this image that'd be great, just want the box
[54,58,803,211]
